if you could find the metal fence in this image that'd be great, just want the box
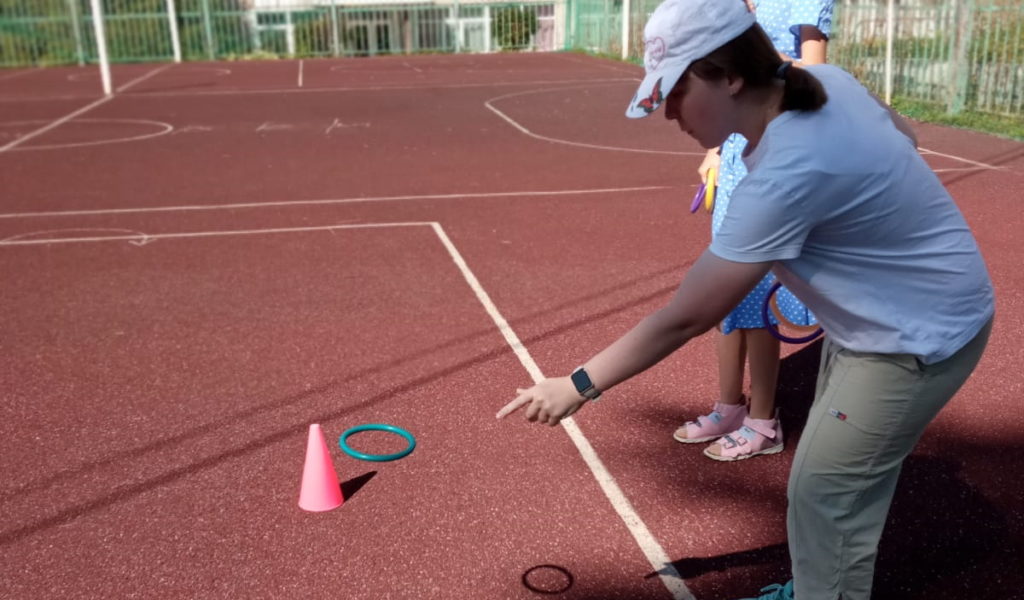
[568,0,1023,117]
[1,0,1021,116]
[0,0,561,64]
[831,0,1023,115]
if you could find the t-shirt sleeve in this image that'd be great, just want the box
[789,0,834,38]
[709,169,812,264]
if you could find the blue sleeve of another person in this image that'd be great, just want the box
[753,0,834,59]
[788,0,834,41]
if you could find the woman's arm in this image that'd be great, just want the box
[496,251,773,425]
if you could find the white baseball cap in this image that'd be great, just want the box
[625,0,756,118]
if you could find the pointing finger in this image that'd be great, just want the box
[496,393,532,419]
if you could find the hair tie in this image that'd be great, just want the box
[775,61,793,79]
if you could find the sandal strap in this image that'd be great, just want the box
[743,417,777,440]
[690,410,723,429]
[718,432,747,449]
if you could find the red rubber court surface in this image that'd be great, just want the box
[1,53,1022,600]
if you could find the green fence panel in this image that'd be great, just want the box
[591,0,1022,117]
[0,0,86,66]
[567,0,621,55]
[824,0,1022,116]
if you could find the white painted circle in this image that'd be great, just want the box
[0,118,174,151]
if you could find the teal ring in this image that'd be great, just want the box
[339,424,416,462]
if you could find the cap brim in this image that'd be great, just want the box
[625,64,687,119]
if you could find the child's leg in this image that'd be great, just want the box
[745,328,780,419]
[673,327,747,443]
[704,328,783,460]
[717,328,747,405]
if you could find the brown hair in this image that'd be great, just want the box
[687,24,827,112]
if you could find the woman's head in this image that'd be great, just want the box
[626,0,827,146]
[625,0,756,119]
[659,23,828,147]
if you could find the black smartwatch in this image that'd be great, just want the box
[570,366,602,401]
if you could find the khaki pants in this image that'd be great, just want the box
[788,319,992,600]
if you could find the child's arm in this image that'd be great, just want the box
[796,25,828,65]
[699,148,720,184]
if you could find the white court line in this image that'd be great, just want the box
[0,96,111,153]
[432,222,694,600]
[932,166,996,173]
[0,186,670,220]
[555,52,642,76]
[485,86,1003,167]
[0,221,416,246]
[919,147,1001,170]
[0,93,101,103]
[486,86,703,157]
[0,69,41,82]
[1,227,152,245]
[117,63,175,93]
[0,64,174,153]
[2,118,174,151]
[0,218,695,600]
[109,76,637,98]
[298,60,304,88]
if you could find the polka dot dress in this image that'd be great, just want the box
[712,0,832,335]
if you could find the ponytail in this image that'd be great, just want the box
[777,60,828,111]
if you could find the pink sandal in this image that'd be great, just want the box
[703,416,783,461]
[673,399,747,444]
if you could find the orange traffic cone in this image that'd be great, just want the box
[298,424,343,512]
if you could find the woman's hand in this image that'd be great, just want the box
[495,377,588,426]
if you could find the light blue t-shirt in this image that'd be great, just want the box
[709,64,995,363]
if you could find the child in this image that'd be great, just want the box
[673,0,833,462]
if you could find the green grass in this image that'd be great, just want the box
[892,97,1024,142]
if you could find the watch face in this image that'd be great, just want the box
[571,368,592,393]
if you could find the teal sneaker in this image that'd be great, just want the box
[739,580,794,600]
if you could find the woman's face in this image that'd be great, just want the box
[663,71,735,149]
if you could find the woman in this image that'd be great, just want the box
[497,0,994,598]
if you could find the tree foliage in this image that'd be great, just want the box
[492,6,537,50]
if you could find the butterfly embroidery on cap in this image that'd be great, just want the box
[635,77,664,114]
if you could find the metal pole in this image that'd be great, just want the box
[285,10,295,57]
[201,0,215,60]
[949,0,974,114]
[245,0,262,53]
[884,0,894,104]
[67,0,86,66]
[454,0,462,53]
[620,0,630,60]
[88,0,112,95]
[330,0,341,57]
[166,0,182,62]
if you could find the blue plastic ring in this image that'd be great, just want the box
[339,424,416,462]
